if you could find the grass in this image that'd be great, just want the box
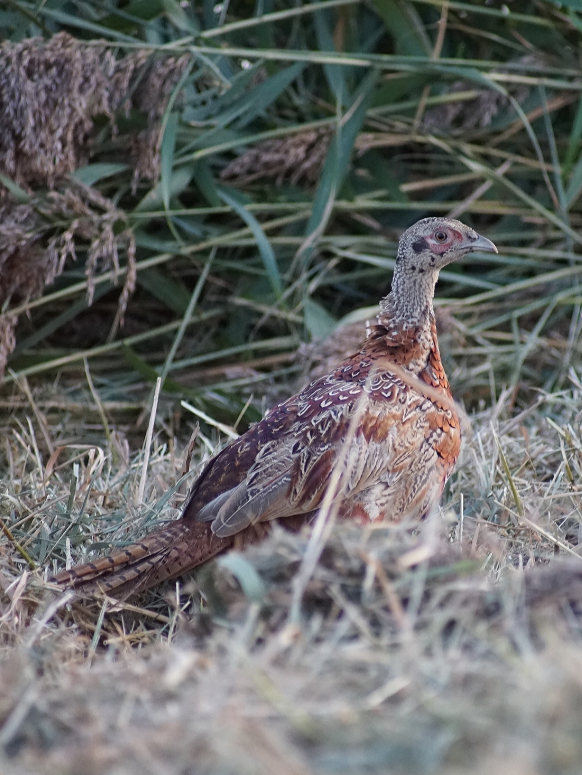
[1,381,582,773]
[2,0,582,409]
[2,0,582,772]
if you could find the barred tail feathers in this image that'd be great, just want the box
[51,521,233,598]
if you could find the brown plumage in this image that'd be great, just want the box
[52,217,497,598]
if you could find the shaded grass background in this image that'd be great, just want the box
[2,0,582,411]
[2,1,582,772]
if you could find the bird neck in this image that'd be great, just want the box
[378,264,439,330]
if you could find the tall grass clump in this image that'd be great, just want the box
[0,1,581,413]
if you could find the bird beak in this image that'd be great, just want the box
[471,233,498,254]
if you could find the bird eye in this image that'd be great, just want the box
[434,231,447,242]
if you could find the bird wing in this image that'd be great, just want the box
[180,387,308,519]
[191,372,364,537]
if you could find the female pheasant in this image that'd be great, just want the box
[53,218,497,597]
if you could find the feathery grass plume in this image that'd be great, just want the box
[0,33,116,188]
[422,55,541,132]
[0,32,190,190]
[0,203,53,376]
[41,182,137,324]
[0,183,136,375]
[0,33,191,373]
[114,51,190,186]
[221,128,333,187]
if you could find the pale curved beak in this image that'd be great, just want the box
[471,233,498,254]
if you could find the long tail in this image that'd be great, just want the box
[51,520,237,599]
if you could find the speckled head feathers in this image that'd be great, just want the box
[384,218,497,323]
[397,217,497,273]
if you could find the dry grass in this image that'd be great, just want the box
[1,354,582,773]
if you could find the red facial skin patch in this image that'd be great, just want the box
[426,228,465,254]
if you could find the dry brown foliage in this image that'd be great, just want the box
[422,55,545,133]
[221,128,333,187]
[0,33,191,377]
[0,32,189,189]
[0,33,116,188]
[0,183,136,375]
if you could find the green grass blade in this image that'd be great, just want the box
[298,67,379,265]
[218,188,283,298]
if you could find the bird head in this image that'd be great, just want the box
[397,217,498,274]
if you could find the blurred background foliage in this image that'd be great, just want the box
[1,0,582,436]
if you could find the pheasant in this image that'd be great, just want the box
[52,218,497,598]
